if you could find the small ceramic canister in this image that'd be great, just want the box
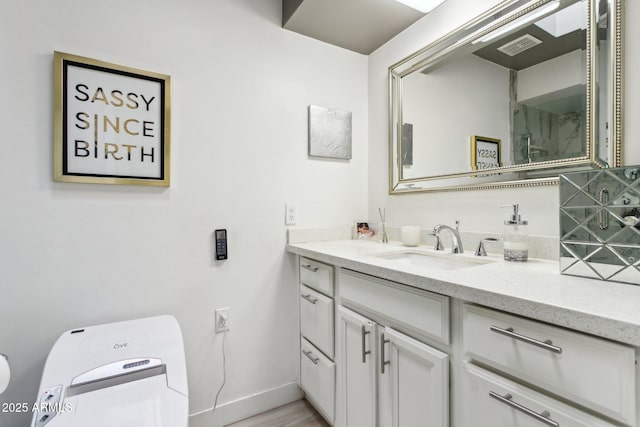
[400,226,421,246]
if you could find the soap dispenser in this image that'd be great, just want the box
[502,204,528,262]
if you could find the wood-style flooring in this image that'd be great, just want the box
[226,399,330,427]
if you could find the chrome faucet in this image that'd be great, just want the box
[432,221,464,254]
[426,232,444,251]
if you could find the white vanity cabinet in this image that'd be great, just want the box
[298,257,336,423]
[290,243,640,427]
[462,303,637,426]
[336,269,450,427]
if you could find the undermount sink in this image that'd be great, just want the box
[370,249,494,271]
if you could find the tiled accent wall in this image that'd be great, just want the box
[559,166,640,284]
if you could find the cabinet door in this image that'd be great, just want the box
[336,306,377,427]
[378,327,449,427]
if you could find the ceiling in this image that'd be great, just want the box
[282,0,426,55]
[473,26,585,71]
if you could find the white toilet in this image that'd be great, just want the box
[31,315,189,427]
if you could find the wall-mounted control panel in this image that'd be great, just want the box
[215,229,228,260]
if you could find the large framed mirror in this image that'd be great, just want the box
[389,0,622,193]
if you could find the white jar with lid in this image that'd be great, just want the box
[400,226,421,246]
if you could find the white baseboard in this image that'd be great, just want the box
[189,382,304,427]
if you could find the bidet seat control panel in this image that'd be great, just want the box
[215,229,228,260]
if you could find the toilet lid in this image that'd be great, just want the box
[43,375,188,427]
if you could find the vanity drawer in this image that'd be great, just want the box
[300,337,335,423]
[461,362,618,427]
[462,304,636,424]
[339,269,450,345]
[300,257,334,297]
[300,284,334,358]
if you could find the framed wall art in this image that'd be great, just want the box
[308,105,352,160]
[53,51,171,186]
[471,135,501,171]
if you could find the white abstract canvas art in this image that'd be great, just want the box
[308,105,352,160]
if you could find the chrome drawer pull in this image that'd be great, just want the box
[489,392,559,427]
[302,349,319,365]
[380,333,390,374]
[490,325,563,354]
[598,188,609,230]
[300,294,318,304]
[301,264,319,273]
[361,325,371,363]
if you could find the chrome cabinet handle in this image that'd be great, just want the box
[380,333,390,374]
[361,325,371,363]
[302,349,319,365]
[599,188,609,230]
[489,392,559,427]
[490,325,562,354]
[301,264,319,273]
[300,294,317,304]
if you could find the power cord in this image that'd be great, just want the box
[204,331,227,427]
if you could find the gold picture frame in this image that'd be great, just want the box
[471,135,501,171]
[53,51,171,186]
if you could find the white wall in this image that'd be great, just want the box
[623,0,640,166]
[403,54,510,178]
[1,0,638,425]
[0,1,368,426]
[517,50,586,103]
[369,0,640,236]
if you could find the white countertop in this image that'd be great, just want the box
[287,239,640,347]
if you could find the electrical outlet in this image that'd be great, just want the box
[285,204,297,225]
[215,307,230,333]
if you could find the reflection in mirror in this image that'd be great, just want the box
[389,0,622,193]
[560,166,640,284]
